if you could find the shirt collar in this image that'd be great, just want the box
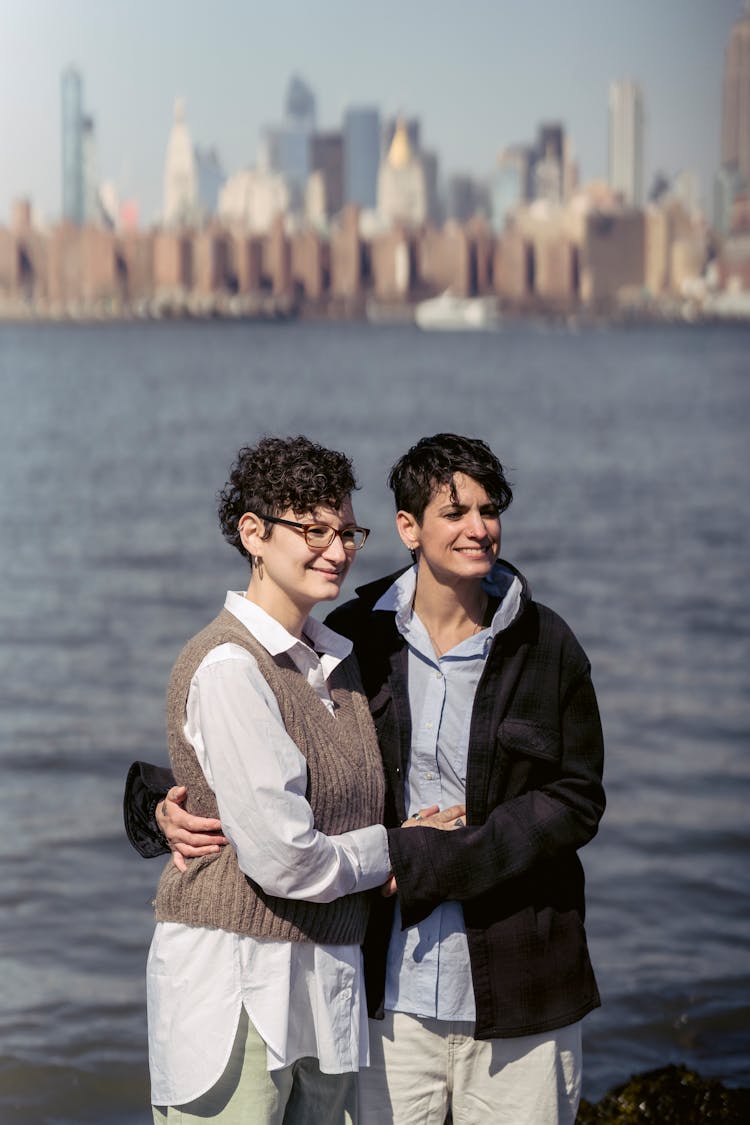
[373,563,523,640]
[224,590,353,663]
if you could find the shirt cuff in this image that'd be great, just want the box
[333,823,391,892]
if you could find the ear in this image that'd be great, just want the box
[396,509,420,553]
[238,512,267,557]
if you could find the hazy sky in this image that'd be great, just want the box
[0,0,743,224]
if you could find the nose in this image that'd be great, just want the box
[322,532,349,565]
[466,511,489,539]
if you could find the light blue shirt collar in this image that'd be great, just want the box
[373,563,523,641]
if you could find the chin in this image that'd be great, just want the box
[455,552,494,568]
[316,578,344,597]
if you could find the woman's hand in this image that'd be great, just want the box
[380,874,397,897]
[157,786,229,872]
[401,804,466,831]
[382,805,468,897]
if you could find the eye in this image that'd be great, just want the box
[306,525,332,544]
[444,510,463,520]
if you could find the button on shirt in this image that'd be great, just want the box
[147,592,391,1107]
[374,566,522,1023]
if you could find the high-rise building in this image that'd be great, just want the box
[163,98,199,226]
[263,75,317,211]
[196,147,225,218]
[382,117,421,158]
[446,175,488,222]
[421,150,442,225]
[537,123,564,166]
[527,123,566,205]
[82,115,100,224]
[285,74,316,132]
[61,66,85,224]
[377,118,427,228]
[533,148,563,205]
[343,106,381,208]
[491,146,531,231]
[608,79,645,207]
[310,131,344,218]
[721,5,750,190]
[219,167,290,232]
[714,164,745,235]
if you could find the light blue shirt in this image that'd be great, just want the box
[374,565,522,1022]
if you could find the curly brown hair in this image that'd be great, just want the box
[218,435,359,563]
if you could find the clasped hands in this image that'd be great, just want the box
[156,787,466,900]
[380,803,466,898]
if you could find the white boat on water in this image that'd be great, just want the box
[415,291,500,331]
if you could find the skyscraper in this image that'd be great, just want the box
[82,115,100,224]
[163,98,198,226]
[382,117,421,158]
[263,75,317,211]
[491,146,531,231]
[343,106,381,208]
[61,66,85,224]
[310,131,344,217]
[608,79,645,207]
[721,4,750,189]
[196,147,225,218]
[377,118,427,227]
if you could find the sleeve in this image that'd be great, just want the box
[122,760,176,858]
[192,653,391,902]
[387,658,606,927]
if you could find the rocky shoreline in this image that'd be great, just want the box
[576,1066,749,1124]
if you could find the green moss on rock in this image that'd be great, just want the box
[576,1065,750,1124]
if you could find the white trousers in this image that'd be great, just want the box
[358,1012,582,1125]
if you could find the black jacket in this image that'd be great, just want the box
[326,562,605,1039]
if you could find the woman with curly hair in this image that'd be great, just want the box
[146,435,408,1124]
[134,433,604,1125]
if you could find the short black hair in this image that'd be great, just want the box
[388,433,513,521]
[218,434,358,563]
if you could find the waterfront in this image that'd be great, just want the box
[0,319,748,1122]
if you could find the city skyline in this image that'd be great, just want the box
[0,0,744,225]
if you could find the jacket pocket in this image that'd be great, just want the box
[495,719,561,798]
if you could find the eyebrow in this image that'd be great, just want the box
[438,500,498,512]
[309,514,358,527]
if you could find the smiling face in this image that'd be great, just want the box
[397,472,501,586]
[240,497,358,631]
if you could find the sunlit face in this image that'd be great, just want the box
[397,473,500,584]
[242,498,358,622]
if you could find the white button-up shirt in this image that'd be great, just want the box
[147,592,391,1107]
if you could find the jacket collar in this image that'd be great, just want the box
[354,559,530,628]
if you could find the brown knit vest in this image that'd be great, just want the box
[154,608,385,944]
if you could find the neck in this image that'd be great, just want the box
[412,565,487,632]
[244,578,308,639]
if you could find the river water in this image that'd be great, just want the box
[0,318,748,1123]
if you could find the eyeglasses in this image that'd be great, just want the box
[258,514,370,551]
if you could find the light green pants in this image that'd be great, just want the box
[153,1008,358,1124]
